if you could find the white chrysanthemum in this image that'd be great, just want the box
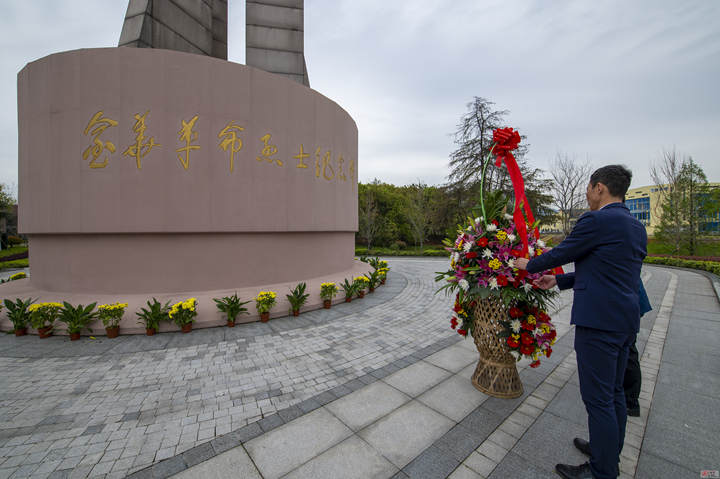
[510,319,522,333]
[537,239,546,249]
[486,224,497,232]
[482,248,493,259]
[463,241,473,252]
[522,282,534,293]
[510,350,520,360]
[458,279,469,291]
[507,234,516,242]
[504,213,513,220]
[474,217,481,224]
[506,258,516,269]
[489,277,499,290]
[528,248,535,257]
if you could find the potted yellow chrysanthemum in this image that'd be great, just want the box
[255,291,277,322]
[320,282,338,309]
[98,302,128,338]
[169,298,198,333]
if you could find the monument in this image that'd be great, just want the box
[0,0,363,335]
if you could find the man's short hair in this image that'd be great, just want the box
[590,165,632,198]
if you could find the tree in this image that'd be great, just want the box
[548,153,593,237]
[358,183,380,250]
[405,182,430,249]
[651,150,718,255]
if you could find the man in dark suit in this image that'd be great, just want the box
[516,165,647,479]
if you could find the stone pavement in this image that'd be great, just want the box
[0,259,717,478]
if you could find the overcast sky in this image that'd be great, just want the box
[1,0,718,196]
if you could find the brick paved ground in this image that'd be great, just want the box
[0,259,717,478]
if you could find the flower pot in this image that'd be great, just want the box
[69,332,81,341]
[146,328,156,336]
[106,326,120,338]
[181,323,192,333]
[357,291,365,298]
[345,296,352,303]
[38,326,52,338]
[323,299,332,309]
[227,320,235,327]
[14,327,27,337]
[381,278,386,285]
[260,312,270,322]
[292,310,299,317]
[369,286,375,293]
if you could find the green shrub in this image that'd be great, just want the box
[214,293,250,324]
[286,283,309,313]
[644,256,720,276]
[136,298,172,330]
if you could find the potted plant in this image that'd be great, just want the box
[28,301,62,338]
[136,298,172,335]
[169,298,198,333]
[340,279,356,303]
[366,270,381,293]
[286,283,309,316]
[214,293,250,327]
[97,302,128,338]
[353,276,369,298]
[255,291,276,322]
[58,302,97,341]
[3,298,34,336]
[320,282,338,308]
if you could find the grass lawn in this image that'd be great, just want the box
[647,238,720,256]
[0,246,27,258]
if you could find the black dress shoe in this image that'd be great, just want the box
[555,462,594,479]
[573,437,591,456]
[627,405,640,417]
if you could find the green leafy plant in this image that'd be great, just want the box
[97,302,128,328]
[214,293,251,324]
[58,302,98,334]
[340,279,357,299]
[0,272,28,284]
[28,302,62,330]
[366,270,382,290]
[286,283,309,313]
[3,298,34,331]
[169,298,198,327]
[136,298,172,330]
[320,282,339,300]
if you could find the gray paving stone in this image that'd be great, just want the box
[635,451,695,479]
[257,414,284,432]
[402,444,460,479]
[512,411,588,472]
[417,375,488,422]
[181,442,214,468]
[151,455,186,477]
[383,360,452,398]
[325,381,410,431]
[433,424,484,463]
[488,450,552,478]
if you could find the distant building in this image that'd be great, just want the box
[625,183,720,236]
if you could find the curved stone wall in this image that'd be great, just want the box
[18,48,358,294]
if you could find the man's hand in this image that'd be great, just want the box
[533,275,557,290]
[515,257,529,270]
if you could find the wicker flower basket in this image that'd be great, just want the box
[470,296,523,398]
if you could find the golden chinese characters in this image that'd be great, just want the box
[176,115,200,170]
[82,111,118,168]
[256,134,282,166]
[218,121,245,172]
[122,111,161,169]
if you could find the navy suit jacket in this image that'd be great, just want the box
[527,202,647,333]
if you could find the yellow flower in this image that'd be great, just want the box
[496,231,508,241]
[527,315,536,325]
[536,249,543,256]
[488,258,502,270]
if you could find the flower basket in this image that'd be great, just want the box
[470,296,523,398]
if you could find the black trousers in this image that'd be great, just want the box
[623,340,641,407]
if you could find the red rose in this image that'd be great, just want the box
[491,219,499,226]
[520,343,534,355]
[509,307,523,318]
[507,336,519,348]
[477,237,489,247]
[530,360,541,368]
[465,251,478,259]
[457,329,467,336]
[496,275,508,287]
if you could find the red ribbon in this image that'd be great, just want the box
[492,128,539,257]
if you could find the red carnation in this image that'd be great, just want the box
[522,321,534,331]
[450,317,458,329]
[530,360,541,368]
[465,251,478,259]
[477,237,489,247]
[520,343,534,355]
[491,219,499,226]
[453,303,462,313]
[545,347,553,358]
[509,307,523,318]
[496,275,508,287]
[457,329,467,336]
[521,332,534,345]
[507,336,519,348]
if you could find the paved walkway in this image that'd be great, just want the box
[0,259,717,478]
